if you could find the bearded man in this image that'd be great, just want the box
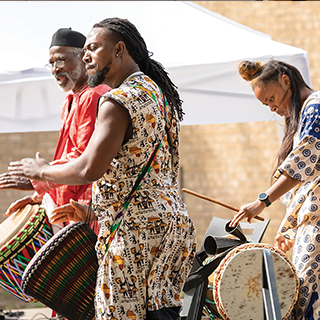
[0,28,109,229]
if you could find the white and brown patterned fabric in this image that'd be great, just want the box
[275,91,320,319]
[92,73,196,320]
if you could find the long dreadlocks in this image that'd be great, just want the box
[93,17,184,122]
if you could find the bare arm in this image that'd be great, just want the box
[9,99,132,185]
[230,171,299,227]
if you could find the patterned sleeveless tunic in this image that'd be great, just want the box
[92,72,196,320]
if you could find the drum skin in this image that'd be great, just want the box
[210,243,299,320]
[0,205,53,302]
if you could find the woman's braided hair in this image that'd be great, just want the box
[93,17,184,122]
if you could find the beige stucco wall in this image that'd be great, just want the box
[0,132,58,214]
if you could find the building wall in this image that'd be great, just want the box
[0,132,58,216]
[179,122,283,249]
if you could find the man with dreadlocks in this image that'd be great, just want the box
[10,18,196,320]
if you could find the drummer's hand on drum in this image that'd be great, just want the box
[274,233,294,253]
[8,152,50,181]
[4,193,43,217]
[0,173,34,190]
[51,199,89,224]
[230,199,266,228]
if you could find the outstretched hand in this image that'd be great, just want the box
[230,199,265,228]
[275,233,294,253]
[8,152,50,181]
[0,173,34,190]
[4,193,43,217]
[51,199,89,224]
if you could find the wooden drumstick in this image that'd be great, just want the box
[182,188,264,221]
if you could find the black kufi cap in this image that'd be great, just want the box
[50,28,86,48]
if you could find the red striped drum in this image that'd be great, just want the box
[0,204,53,302]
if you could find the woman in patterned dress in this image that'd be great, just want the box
[9,18,196,320]
[231,60,320,319]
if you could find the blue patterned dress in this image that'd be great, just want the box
[274,91,320,319]
[92,72,196,320]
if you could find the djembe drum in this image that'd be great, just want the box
[205,243,299,320]
[22,221,98,320]
[0,204,53,302]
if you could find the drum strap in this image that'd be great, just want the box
[183,247,234,293]
[91,86,173,256]
[184,222,250,293]
[104,142,163,255]
[84,141,162,232]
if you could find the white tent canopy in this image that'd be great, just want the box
[0,1,311,133]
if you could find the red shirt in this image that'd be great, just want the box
[31,83,110,206]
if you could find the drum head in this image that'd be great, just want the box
[0,204,39,248]
[213,243,299,320]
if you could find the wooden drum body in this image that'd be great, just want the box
[22,222,98,320]
[206,243,299,320]
[0,204,53,302]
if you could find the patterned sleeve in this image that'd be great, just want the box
[102,88,132,115]
[274,102,320,183]
[274,100,320,239]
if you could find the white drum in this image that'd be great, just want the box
[206,243,299,320]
